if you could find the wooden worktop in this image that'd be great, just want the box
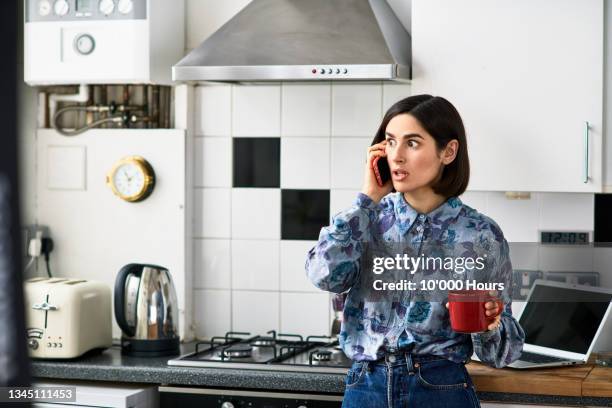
[467,355,612,398]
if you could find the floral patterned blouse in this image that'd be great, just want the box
[305,192,525,368]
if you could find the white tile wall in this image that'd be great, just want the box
[330,138,370,189]
[194,239,231,289]
[232,291,280,334]
[330,189,361,221]
[191,82,599,340]
[231,188,280,239]
[280,240,319,292]
[195,84,232,136]
[280,137,330,189]
[332,82,383,137]
[232,240,280,290]
[194,188,231,238]
[232,84,281,137]
[280,292,331,337]
[194,137,232,187]
[281,82,331,137]
[194,289,232,338]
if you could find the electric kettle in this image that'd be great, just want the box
[114,263,180,356]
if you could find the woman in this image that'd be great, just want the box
[306,95,525,408]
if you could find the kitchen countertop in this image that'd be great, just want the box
[30,343,612,407]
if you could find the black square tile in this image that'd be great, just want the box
[594,193,612,246]
[233,138,280,188]
[282,189,330,240]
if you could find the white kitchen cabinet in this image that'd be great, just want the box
[411,0,603,192]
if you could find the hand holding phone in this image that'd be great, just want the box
[372,156,391,187]
[362,141,393,203]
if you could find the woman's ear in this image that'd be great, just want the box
[441,140,459,165]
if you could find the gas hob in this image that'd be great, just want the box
[168,330,351,374]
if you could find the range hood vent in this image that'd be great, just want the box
[173,0,411,82]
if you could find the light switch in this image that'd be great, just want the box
[47,146,87,190]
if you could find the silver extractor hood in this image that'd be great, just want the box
[173,0,411,82]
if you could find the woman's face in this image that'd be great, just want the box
[384,113,454,193]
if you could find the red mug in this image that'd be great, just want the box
[448,290,503,333]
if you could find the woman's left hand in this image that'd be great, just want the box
[445,294,501,332]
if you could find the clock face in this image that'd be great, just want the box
[107,156,155,202]
[112,162,146,198]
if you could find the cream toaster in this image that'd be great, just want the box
[24,277,112,358]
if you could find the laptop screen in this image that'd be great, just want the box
[519,284,612,354]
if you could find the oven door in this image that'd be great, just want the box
[159,386,343,408]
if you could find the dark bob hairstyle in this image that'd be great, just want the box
[371,94,470,198]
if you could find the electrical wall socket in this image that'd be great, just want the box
[23,225,50,257]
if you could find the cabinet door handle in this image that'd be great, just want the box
[583,121,590,184]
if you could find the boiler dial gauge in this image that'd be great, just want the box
[117,0,133,14]
[99,0,115,15]
[38,0,51,16]
[53,0,69,16]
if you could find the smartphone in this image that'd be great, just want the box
[372,156,391,187]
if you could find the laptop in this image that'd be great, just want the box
[474,280,612,369]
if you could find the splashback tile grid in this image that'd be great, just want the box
[192,82,597,339]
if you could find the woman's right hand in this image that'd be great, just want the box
[362,141,393,204]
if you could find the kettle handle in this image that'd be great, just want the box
[114,263,141,337]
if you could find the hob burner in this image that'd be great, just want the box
[221,344,253,358]
[251,337,276,347]
[312,350,332,361]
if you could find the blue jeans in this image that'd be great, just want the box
[342,353,481,408]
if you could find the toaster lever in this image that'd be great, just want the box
[32,301,58,311]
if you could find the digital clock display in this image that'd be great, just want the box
[541,231,589,245]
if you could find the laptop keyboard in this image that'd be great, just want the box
[519,351,569,364]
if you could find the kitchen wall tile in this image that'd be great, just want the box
[539,193,593,231]
[232,188,280,239]
[195,137,232,187]
[233,138,280,188]
[195,84,232,136]
[332,82,383,137]
[232,290,280,334]
[486,192,540,242]
[330,189,361,222]
[382,82,412,113]
[459,191,488,214]
[194,239,231,289]
[330,138,370,189]
[281,82,331,137]
[280,240,319,292]
[194,289,231,339]
[280,292,330,338]
[232,240,280,290]
[194,188,231,238]
[280,138,330,189]
[232,84,281,137]
[282,189,330,240]
[595,194,612,245]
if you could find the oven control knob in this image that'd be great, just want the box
[28,339,39,350]
[220,402,235,408]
